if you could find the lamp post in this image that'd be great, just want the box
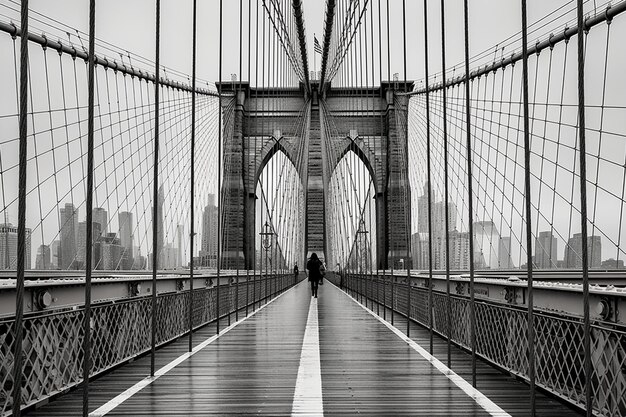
[337,262,342,288]
[356,219,368,303]
[260,221,274,301]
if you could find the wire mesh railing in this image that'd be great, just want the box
[340,272,626,416]
[0,272,299,415]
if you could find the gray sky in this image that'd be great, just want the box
[4,0,602,85]
[0,0,624,268]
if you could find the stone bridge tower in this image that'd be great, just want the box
[218,81,413,270]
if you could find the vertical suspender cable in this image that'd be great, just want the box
[377,0,384,320]
[520,1,536,415]
[150,0,161,377]
[367,1,372,307]
[576,0,592,415]
[217,0,223,334]
[385,0,390,85]
[246,0,251,316]
[402,0,407,90]
[12,1,28,415]
[189,0,197,353]
[439,0,452,368]
[253,0,259,311]
[463,0,477,388]
[386,0,393,326]
[236,0,243,323]
[423,0,434,354]
[82,0,96,414]
[402,0,411,337]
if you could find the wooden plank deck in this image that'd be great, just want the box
[27,281,582,416]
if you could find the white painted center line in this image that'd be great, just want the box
[291,297,324,416]
[90,284,300,417]
[334,283,511,417]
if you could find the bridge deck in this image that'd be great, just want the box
[29,282,581,416]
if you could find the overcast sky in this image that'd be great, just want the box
[0,0,623,268]
[2,0,605,85]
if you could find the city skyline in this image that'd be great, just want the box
[412,184,616,270]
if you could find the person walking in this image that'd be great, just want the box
[306,253,322,298]
[293,264,299,285]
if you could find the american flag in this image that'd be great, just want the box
[314,35,322,54]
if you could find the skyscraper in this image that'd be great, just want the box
[100,232,123,270]
[119,211,133,250]
[450,230,471,270]
[176,224,184,268]
[50,240,60,269]
[473,221,501,269]
[152,185,165,269]
[565,233,602,268]
[92,207,108,235]
[119,211,134,269]
[498,236,513,269]
[77,221,102,269]
[0,223,31,269]
[36,244,51,270]
[200,194,219,267]
[417,183,433,233]
[535,231,557,269]
[60,203,78,269]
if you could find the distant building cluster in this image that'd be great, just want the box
[48,203,145,270]
[1,187,222,271]
[410,183,615,270]
[412,183,474,270]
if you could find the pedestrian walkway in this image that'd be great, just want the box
[28,280,582,416]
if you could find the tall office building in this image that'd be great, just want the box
[417,183,434,233]
[0,223,31,269]
[92,207,108,235]
[200,194,219,267]
[35,244,51,270]
[177,224,184,268]
[535,231,557,269]
[119,212,133,250]
[432,201,457,237]
[473,221,501,269]
[77,221,102,268]
[450,230,471,270]
[119,211,134,269]
[160,243,178,270]
[50,240,60,269]
[100,232,123,270]
[498,236,513,269]
[59,203,78,269]
[152,185,165,269]
[565,233,602,268]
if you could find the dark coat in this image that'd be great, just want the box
[307,258,322,282]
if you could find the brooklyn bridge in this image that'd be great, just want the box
[1,0,626,415]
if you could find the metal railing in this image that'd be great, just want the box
[0,273,299,416]
[338,272,626,417]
